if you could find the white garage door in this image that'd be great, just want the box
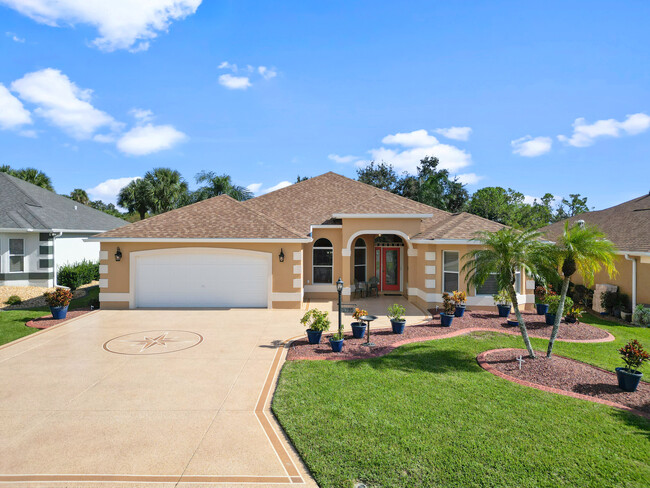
[134,250,270,308]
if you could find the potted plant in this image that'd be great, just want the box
[387,303,407,334]
[440,293,455,327]
[615,339,649,392]
[452,291,467,317]
[534,285,550,315]
[545,295,573,326]
[493,289,511,318]
[300,308,331,344]
[43,287,73,320]
[351,308,368,339]
[564,306,583,324]
[329,332,344,352]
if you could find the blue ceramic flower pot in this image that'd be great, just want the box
[454,305,466,317]
[536,303,549,315]
[306,329,322,344]
[351,322,366,339]
[50,305,68,320]
[497,304,510,318]
[330,338,344,352]
[440,313,454,327]
[545,313,556,325]
[390,319,406,334]
[615,367,642,392]
[506,319,519,327]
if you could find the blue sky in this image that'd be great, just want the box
[1,1,649,210]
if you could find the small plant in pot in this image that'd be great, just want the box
[440,293,455,327]
[615,339,649,392]
[493,289,511,318]
[544,295,573,326]
[43,287,73,320]
[300,308,331,344]
[452,291,467,317]
[351,308,368,339]
[564,306,583,324]
[387,303,407,334]
[534,285,550,315]
[329,331,344,352]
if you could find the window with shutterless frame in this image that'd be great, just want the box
[442,250,459,293]
[9,238,25,273]
[354,238,366,282]
[476,268,522,295]
[312,238,333,284]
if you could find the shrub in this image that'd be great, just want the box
[352,308,368,321]
[493,289,511,305]
[618,339,650,372]
[633,304,650,326]
[44,287,73,307]
[387,303,406,321]
[5,295,22,305]
[57,260,99,290]
[534,285,548,304]
[452,290,467,306]
[572,284,594,308]
[300,308,331,332]
[546,295,574,316]
[442,293,456,315]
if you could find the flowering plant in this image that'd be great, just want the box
[618,339,649,372]
[442,293,456,315]
[352,308,368,321]
[534,285,549,304]
[565,306,583,321]
[451,291,467,306]
[43,287,73,307]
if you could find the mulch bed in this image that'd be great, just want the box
[25,308,93,329]
[478,348,650,418]
[286,310,612,362]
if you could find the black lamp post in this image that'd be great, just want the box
[336,277,344,337]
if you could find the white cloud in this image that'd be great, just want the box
[246,182,263,194]
[130,108,154,123]
[382,129,438,147]
[455,173,483,185]
[11,68,119,139]
[558,113,650,147]
[0,0,201,52]
[523,194,562,206]
[218,61,238,71]
[0,83,32,130]
[264,181,292,194]
[19,129,37,138]
[511,135,552,157]
[435,126,472,141]
[5,31,25,42]
[117,123,186,155]
[258,66,277,80]
[218,74,251,90]
[246,181,292,195]
[328,154,359,164]
[86,176,140,204]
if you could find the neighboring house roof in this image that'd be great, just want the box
[95,171,504,241]
[0,172,127,232]
[97,194,306,239]
[540,193,650,253]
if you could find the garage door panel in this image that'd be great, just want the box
[134,250,270,308]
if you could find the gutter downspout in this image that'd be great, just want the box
[51,231,63,286]
[624,254,637,310]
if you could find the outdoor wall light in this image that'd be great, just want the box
[115,247,123,262]
[279,248,285,262]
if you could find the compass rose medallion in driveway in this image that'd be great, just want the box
[103,330,203,355]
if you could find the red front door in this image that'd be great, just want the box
[381,247,400,291]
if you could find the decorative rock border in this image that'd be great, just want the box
[25,308,92,329]
[477,348,650,420]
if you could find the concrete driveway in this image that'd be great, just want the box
[0,298,427,487]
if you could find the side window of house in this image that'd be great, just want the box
[313,238,333,284]
[9,238,25,273]
[443,251,459,293]
[476,268,522,295]
[354,238,366,282]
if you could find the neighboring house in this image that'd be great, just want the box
[0,172,128,287]
[541,193,650,309]
[92,172,535,310]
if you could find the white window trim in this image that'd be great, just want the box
[8,238,25,273]
[354,239,367,282]
[442,250,459,293]
[476,269,522,296]
[312,240,334,284]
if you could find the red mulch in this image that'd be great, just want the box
[479,348,650,418]
[286,310,612,362]
[25,308,93,329]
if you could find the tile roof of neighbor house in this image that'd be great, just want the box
[96,171,504,240]
[0,172,127,232]
[540,193,650,253]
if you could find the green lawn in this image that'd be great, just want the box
[0,286,99,347]
[273,314,650,488]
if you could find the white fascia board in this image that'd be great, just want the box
[332,213,433,219]
[411,238,478,245]
[85,237,313,243]
[310,225,343,229]
[52,229,110,234]
[617,250,650,257]
[0,227,51,233]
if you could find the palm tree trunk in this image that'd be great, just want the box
[508,287,536,358]
[547,277,570,358]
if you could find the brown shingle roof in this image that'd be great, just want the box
[415,212,506,240]
[540,194,650,252]
[98,194,304,239]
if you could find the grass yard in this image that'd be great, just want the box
[273,314,650,488]
[0,286,99,347]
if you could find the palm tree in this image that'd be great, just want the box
[118,178,154,220]
[69,189,90,205]
[546,222,617,357]
[1,166,54,191]
[194,171,253,202]
[463,228,557,358]
[144,168,189,213]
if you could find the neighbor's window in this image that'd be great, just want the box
[9,238,25,272]
[476,268,522,295]
[313,238,333,284]
[354,238,366,282]
[443,251,459,293]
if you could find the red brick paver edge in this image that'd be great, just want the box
[476,348,650,420]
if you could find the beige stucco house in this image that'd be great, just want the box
[92,172,535,310]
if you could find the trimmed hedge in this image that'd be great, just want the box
[57,260,99,291]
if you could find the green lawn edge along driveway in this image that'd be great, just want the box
[273,314,650,488]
